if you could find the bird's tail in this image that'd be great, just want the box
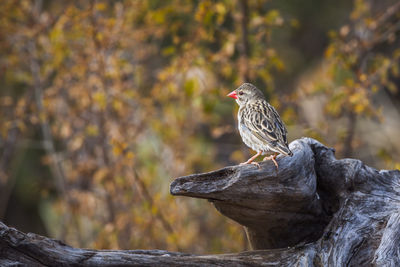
[276,143,293,157]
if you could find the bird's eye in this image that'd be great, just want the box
[238,91,244,95]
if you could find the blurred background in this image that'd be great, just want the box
[1,0,399,254]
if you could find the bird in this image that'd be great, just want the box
[227,83,293,169]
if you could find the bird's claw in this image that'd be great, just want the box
[251,162,261,169]
[240,161,261,169]
[263,155,279,171]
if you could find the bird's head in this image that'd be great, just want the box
[227,83,265,106]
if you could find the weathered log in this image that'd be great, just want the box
[0,221,282,266]
[1,138,399,266]
[170,137,400,265]
[171,138,330,249]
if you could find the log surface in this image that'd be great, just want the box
[1,138,400,266]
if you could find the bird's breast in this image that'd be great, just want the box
[238,122,268,153]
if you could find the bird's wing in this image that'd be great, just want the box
[241,100,292,155]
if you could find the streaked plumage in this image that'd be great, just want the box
[227,83,292,169]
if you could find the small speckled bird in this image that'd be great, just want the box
[227,83,293,169]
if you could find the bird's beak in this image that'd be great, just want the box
[227,91,238,99]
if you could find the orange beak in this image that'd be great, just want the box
[227,91,238,99]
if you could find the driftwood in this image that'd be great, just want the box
[1,138,400,266]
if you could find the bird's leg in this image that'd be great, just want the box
[240,151,262,168]
[263,154,279,170]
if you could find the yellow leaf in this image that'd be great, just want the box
[215,3,226,14]
[111,140,127,156]
[290,19,299,28]
[93,92,107,109]
[354,103,365,113]
[85,124,99,136]
[96,32,104,42]
[112,99,122,112]
[325,46,334,58]
[95,3,107,11]
[125,151,134,159]
[93,168,109,183]
[151,206,158,215]
[112,145,122,156]
[70,136,83,151]
[345,79,355,87]
[39,111,47,123]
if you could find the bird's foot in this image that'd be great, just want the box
[263,155,279,170]
[250,161,261,169]
[240,151,262,168]
[240,161,261,169]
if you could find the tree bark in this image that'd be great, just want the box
[1,138,400,266]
